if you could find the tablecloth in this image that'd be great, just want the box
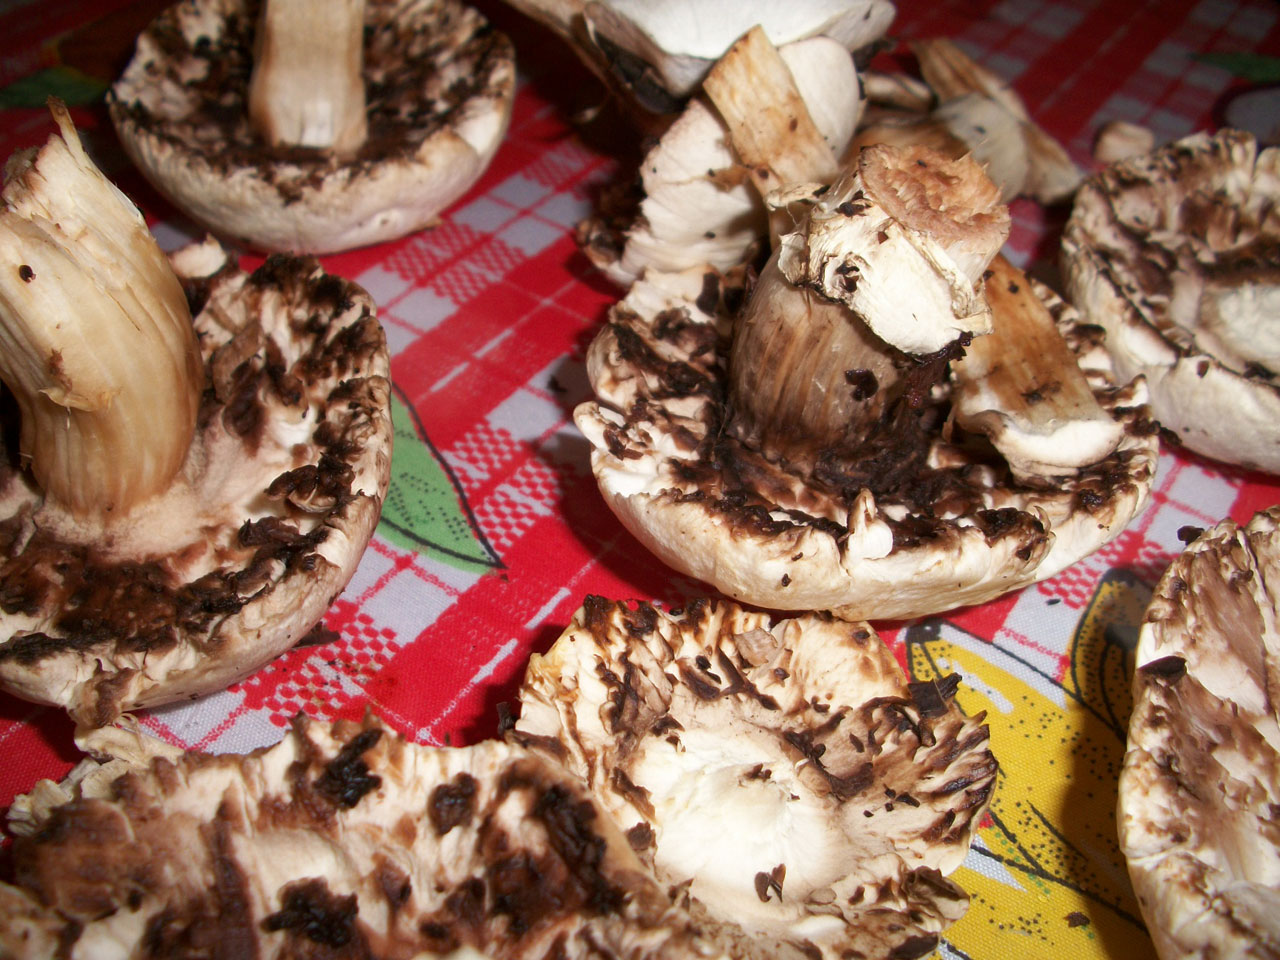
[1,0,1278,957]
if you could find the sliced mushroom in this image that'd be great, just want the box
[0,108,392,725]
[1061,128,1280,473]
[950,254,1125,482]
[0,714,723,959]
[579,28,862,286]
[513,596,995,960]
[575,148,1156,619]
[108,0,515,254]
[499,0,892,115]
[1118,507,1280,960]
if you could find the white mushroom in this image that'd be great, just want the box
[1118,507,1280,960]
[108,0,516,254]
[0,107,392,725]
[575,145,1157,619]
[513,596,996,960]
[1061,128,1280,473]
[0,714,725,958]
[579,26,863,287]
[498,0,892,115]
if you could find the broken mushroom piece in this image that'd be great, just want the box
[575,146,1155,619]
[1118,507,1280,960]
[0,714,725,959]
[850,38,1080,206]
[499,0,892,115]
[0,108,392,725]
[1062,128,1280,473]
[513,596,996,960]
[108,0,515,254]
[579,26,862,287]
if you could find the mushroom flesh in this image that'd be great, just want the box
[513,595,996,960]
[0,713,725,959]
[109,0,516,254]
[1118,507,1280,959]
[575,144,1158,619]
[0,107,393,726]
[1062,128,1280,473]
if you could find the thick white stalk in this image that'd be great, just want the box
[248,0,368,155]
[0,101,201,517]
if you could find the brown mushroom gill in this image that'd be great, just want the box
[0,108,392,725]
[1119,507,1280,960]
[514,597,996,960]
[114,0,507,178]
[0,714,723,959]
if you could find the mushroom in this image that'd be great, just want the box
[574,143,1158,620]
[1118,507,1280,960]
[849,37,1081,205]
[0,713,726,958]
[0,105,392,726]
[496,0,892,116]
[579,25,862,287]
[1061,128,1280,473]
[108,0,516,254]
[512,595,997,960]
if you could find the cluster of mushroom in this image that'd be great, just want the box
[0,597,997,959]
[0,4,1004,957]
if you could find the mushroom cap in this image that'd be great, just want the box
[1061,129,1280,472]
[0,238,392,726]
[108,0,515,255]
[1118,507,1280,960]
[513,595,996,960]
[0,713,723,959]
[573,266,1158,620]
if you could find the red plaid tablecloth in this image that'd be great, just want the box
[1,1,1278,957]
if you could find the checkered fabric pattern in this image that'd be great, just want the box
[0,0,1278,957]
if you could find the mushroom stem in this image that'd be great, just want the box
[247,0,368,155]
[728,145,1009,464]
[0,101,202,517]
[950,255,1124,482]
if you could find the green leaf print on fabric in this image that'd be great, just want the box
[379,384,501,572]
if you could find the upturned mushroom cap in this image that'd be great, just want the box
[0,714,724,959]
[574,254,1157,620]
[108,0,515,255]
[513,596,996,960]
[1062,129,1280,472]
[0,238,392,726]
[1118,507,1280,960]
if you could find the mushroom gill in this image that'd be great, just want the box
[0,107,392,725]
[513,596,997,960]
[1062,128,1280,473]
[0,714,723,959]
[1119,507,1280,960]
